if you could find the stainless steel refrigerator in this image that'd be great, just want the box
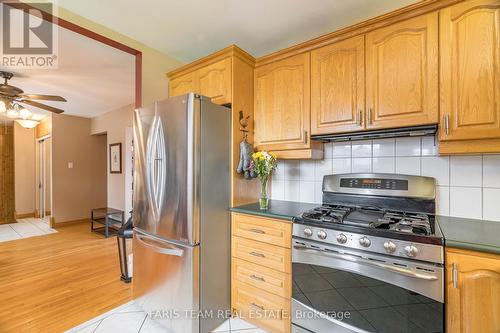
[132,93,231,333]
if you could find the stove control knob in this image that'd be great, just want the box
[303,228,313,237]
[404,245,419,257]
[336,233,348,244]
[383,241,397,253]
[317,230,327,240]
[359,237,371,247]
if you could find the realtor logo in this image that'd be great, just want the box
[0,1,58,68]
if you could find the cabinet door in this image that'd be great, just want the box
[440,0,500,142]
[198,57,232,105]
[169,71,198,97]
[311,35,365,135]
[366,12,438,129]
[446,249,500,333]
[254,53,310,151]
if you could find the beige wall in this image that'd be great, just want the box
[52,114,107,223]
[13,123,36,216]
[38,5,183,107]
[91,104,134,218]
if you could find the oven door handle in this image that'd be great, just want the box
[293,245,438,281]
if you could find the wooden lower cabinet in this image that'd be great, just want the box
[446,248,500,333]
[231,213,292,333]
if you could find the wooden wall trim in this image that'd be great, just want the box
[167,44,255,79]
[255,0,465,67]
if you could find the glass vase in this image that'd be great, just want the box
[259,178,269,210]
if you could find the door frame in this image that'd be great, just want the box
[36,135,51,221]
[4,1,143,109]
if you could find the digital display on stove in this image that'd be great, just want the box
[361,179,382,184]
[340,178,408,190]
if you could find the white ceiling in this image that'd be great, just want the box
[57,0,420,62]
[1,22,135,119]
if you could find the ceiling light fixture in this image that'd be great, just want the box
[6,108,19,119]
[0,100,6,113]
[19,107,32,119]
[16,119,40,129]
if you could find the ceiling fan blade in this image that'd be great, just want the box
[21,94,67,102]
[21,100,64,114]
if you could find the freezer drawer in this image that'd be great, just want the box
[133,229,200,333]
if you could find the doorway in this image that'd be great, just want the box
[37,136,52,221]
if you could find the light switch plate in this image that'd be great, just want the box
[68,162,73,169]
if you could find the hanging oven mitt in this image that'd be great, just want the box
[237,140,256,179]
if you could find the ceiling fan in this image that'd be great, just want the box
[0,70,66,115]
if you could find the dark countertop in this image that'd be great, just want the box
[230,200,317,221]
[231,200,500,255]
[436,215,500,255]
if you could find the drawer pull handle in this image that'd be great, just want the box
[251,302,265,311]
[250,274,265,282]
[249,251,265,258]
[249,228,266,234]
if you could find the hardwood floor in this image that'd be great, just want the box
[0,221,132,332]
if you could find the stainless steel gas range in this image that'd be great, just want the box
[291,173,444,333]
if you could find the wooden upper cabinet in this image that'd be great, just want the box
[254,53,311,151]
[439,0,500,146]
[198,57,232,105]
[446,248,500,333]
[311,35,365,135]
[366,12,438,129]
[169,71,198,97]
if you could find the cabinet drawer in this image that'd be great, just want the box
[232,257,291,299]
[232,213,291,248]
[232,236,291,273]
[232,279,290,333]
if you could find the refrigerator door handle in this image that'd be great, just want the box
[145,112,167,222]
[136,232,184,257]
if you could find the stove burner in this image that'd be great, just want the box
[300,205,433,237]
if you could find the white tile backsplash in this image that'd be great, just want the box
[352,140,372,157]
[332,158,351,174]
[483,188,500,221]
[372,138,395,157]
[372,157,395,173]
[422,156,450,185]
[483,155,500,188]
[450,155,482,187]
[395,156,421,175]
[299,181,316,203]
[299,160,315,181]
[315,159,333,181]
[332,142,351,158]
[352,158,372,173]
[271,136,500,221]
[450,187,482,219]
[396,137,421,156]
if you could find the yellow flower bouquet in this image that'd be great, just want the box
[250,151,277,210]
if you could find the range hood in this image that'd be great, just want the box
[311,124,438,142]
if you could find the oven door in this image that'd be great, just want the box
[291,238,444,333]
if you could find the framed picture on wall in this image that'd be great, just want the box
[109,143,122,174]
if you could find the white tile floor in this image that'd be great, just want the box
[67,301,268,333]
[0,217,56,243]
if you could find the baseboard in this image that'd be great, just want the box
[53,218,89,227]
[15,212,36,219]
